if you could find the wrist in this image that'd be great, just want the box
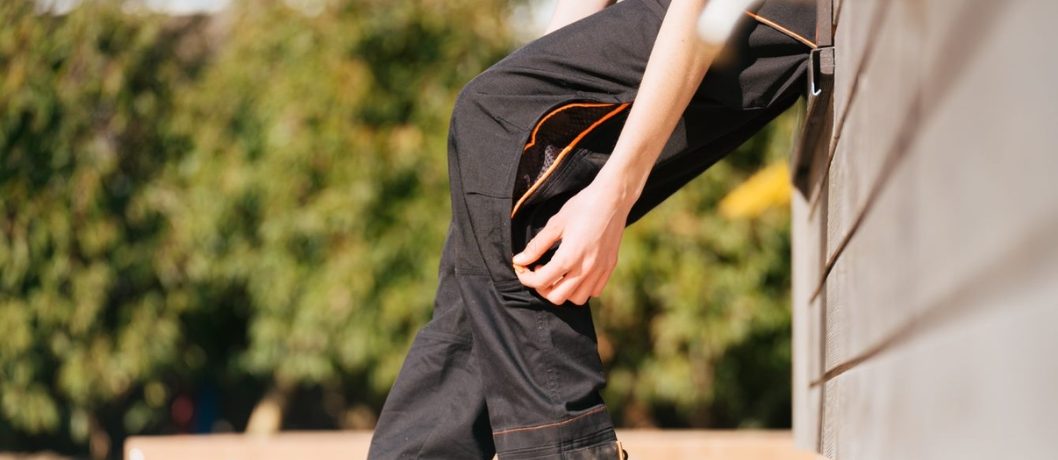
[593,160,647,211]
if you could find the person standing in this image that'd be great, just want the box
[368,0,817,458]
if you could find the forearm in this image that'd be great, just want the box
[594,0,719,207]
[544,0,615,34]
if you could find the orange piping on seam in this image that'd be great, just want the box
[744,11,818,49]
[492,406,606,436]
[523,102,618,151]
[511,103,630,218]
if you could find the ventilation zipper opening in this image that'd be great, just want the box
[511,102,631,219]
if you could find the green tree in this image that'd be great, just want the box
[0,1,210,456]
[147,0,517,433]
[597,113,798,428]
[1,0,517,455]
[1,0,798,456]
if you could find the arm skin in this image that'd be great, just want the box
[544,0,616,34]
[514,0,721,306]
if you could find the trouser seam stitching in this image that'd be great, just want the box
[492,406,606,436]
[535,309,561,403]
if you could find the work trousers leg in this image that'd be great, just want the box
[368,0,816,458]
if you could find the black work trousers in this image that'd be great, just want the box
[368,0,815,458]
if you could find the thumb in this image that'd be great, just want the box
[513,220,562,266]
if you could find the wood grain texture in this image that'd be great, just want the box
[790,0,1058,457]
[822,0,1057,369]
[790,192,816,449]
[823,258,1058,460]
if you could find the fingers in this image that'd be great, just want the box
[557,263,613,306]
[512,218,562,267]
[520,251,616,306]
[544,271,584,306]
[511,206,621,306]
[590,266,613,297]
[516,254,568,290]
[567,263,612,305]
[535,263,608,306]
[568,271,600,306]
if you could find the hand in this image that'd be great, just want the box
[512,178,633,306]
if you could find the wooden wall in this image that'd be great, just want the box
[790,0,1058,458]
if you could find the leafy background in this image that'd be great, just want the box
[0,0,797,457]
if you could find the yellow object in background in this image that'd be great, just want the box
[719,162,792,219]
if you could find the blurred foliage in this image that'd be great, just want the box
[599,117,797,428]
[719,162,792,220]
[1,1,208,455]
[1,0,796,456]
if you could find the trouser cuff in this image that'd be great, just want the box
[493,406,617,458]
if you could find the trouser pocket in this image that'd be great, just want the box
[509,100,632,266]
